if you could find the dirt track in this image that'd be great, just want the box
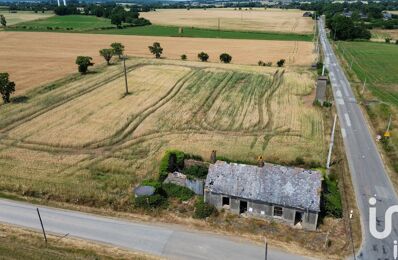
[0,31,315,94]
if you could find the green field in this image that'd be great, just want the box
[14,15,114,31]
[338,41,398,106]
[9,15,313,41]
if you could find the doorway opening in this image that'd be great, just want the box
[222,196,230,206]
[239,200,247,214]
[295,211,303,225]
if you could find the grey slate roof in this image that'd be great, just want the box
[205,161,322,212]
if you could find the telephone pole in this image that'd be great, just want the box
[122,56,129,95]
[36,208,47,245]
[326,114,338,169]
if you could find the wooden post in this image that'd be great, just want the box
[36,208,47,245]
[123,57,129,95]
[264,238,268,260]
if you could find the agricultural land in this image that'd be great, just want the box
[336,41,398,174]
[8,14,313,41]
[0,57,325,210]
[140,8,314,34]
[0,11,53,26]
[0,31,316,94]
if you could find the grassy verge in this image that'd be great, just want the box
[0,224,159,260]
[8,15,313,42]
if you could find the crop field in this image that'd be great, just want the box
[0,31,315,94]
[0,58,325,208]
[14,15,113,31]
[0,11,53,25]
[337,41,398,173]
[141,8,314,34]
[371,29,398,41]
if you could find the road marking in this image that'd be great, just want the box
[336,90,342,98]
[345,113,352,127]
[341,128,347,138]
[336,98,345,105]
[340,80,350,97]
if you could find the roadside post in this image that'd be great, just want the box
[36,208,47,245]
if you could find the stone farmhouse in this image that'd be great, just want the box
[204,161,322,230]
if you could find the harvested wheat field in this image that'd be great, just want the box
[0,31,315,94]
[0,57,325,208]
[0,11,53,25]
[141,8,314,34]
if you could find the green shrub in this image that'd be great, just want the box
[183,165,208,179]
[322,177,342,218]
[294,156,305,166]
[134,194,167,209]
[158,150,185,182]
[162,183,194,201]
[193,197,216,219]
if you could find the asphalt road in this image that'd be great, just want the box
[319,18,398,259]
[0,199,310,260]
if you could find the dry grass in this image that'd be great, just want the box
[371,29,398,41]
[0,224,160,260]
[0,31,316,94]
[141,8,314,34]
[0,11,53,26]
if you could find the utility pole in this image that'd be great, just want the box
[122,56,129,95]
[385,114,392,138]
[264,238,268,260]
[36,208,47,245]
[326,114,338,169]
[322,64,326,76]
[361,78,367,95]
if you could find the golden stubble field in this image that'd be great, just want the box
[0,11,53,25]
[0,31,316,94]
[141,8,314,34]
[0,57,325,208]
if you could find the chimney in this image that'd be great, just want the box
[258,156,264,167]
[210,150,217,164]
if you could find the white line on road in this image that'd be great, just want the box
[341,128,347,138]
[344,113,352,127]
[336,98,345,105]
[336,90,342,98]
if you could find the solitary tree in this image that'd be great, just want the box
[75,56,94,74]
[0,73,15,104]
[219,53,232,63]
[148,42,163,59]
[181,54,187,60]
[0,15,6,27]
[198,52,209,62]
[111,42,125,59]
[110,12,123,28]
[277,59,285,67]
[99,48,114,65]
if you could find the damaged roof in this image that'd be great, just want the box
[206,161,322,212]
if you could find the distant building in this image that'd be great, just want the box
[342,11,353,18]
[204,161,322,230]
[382,11,392,20]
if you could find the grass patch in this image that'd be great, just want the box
[162,183,195,201]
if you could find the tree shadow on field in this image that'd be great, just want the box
[11,96,29,104]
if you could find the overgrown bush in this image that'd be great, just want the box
[193,198,216,219]
[322,176,342,218]
[162,183,194,201]
[158,150,185,181]
[183,165,208,179]
[134,194,167,209]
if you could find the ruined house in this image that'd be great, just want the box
[315,76,328,105]
[204,161,322,230]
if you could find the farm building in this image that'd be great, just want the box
[204,161,322,230]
